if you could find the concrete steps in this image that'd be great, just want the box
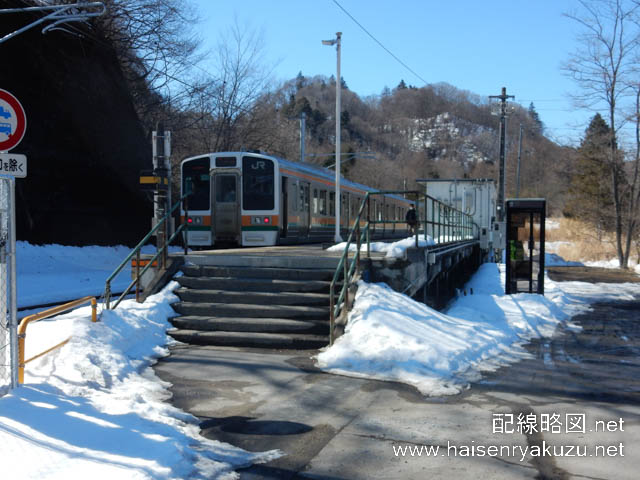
[168,330,328,349]
[174,288,330,306]
[181,265,336,281]
[176,276,333,293]
[170,260,334,349]
[172,302,329,319]
[171,316,327,334]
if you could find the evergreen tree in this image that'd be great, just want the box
[565,114,615,239]
[528,103,544,134]
[396,79,408,90]
[295,71,306,91]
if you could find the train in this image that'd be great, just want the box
[180,151,414,248]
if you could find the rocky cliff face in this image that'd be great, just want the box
[0,1,152,245]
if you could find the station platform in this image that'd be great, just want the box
[181,244,388,270]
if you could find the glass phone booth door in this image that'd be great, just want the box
[505,199,546,295]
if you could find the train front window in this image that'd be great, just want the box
[182,157,210,210]
[242,156,274,210]
[215,175,237,203]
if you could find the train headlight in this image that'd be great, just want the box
[187,217,193,224]
[263,217,270,224]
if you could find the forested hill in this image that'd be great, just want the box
[261,75,572,212]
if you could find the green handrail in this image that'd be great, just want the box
[329,190,475,344]
[104,192,190,309]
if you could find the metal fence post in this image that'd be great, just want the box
[9,178,17,389]
[135,250,141,303]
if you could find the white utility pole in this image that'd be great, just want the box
[322,32,343,242]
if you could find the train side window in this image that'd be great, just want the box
[313,189,318,214]
[299,184,305,212]
[329,192,335,216]
[320,190,327,215]
[292,181,298,211]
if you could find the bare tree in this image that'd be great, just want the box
[185,21,276,152]
[563,0,640,268]
[97,0,203,121]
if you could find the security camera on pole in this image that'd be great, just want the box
[322,32,343,243]
[151,124,172,269]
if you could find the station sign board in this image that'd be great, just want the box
[0,153,26,178]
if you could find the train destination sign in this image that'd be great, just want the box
[0,153,27,178]
[0,88,27,152]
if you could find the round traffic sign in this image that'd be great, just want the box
[0,89,26,152]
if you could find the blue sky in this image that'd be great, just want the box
[193,0,618,146]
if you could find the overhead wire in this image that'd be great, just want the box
[330,0,428,86]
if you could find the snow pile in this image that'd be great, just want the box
[583,258,640,274]
[316,262,640,396]
[545,252,583,267]
[545,219,561,230]
[17,242,182,308]
[0,284,279,479]
[327,234,435,258]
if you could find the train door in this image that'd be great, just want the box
[281,177,288,238]
[299,181,310,237]
[342,193,349,234]
[212,172,240,243]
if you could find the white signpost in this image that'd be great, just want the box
[0,88,26,392]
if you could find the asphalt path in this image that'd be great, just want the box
[154,267,640,479]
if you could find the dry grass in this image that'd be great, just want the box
[545,217,624,263]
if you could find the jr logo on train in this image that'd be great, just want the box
[180,151,414,248]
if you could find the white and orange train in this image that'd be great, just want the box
[180,151,414,248]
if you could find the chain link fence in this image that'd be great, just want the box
[0,177,16,395]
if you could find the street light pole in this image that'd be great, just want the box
[323,32,343,242]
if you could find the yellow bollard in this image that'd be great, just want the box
[91,297,97,322]
[17,327,25,385]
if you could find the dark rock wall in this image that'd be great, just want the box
[0,1,152,245]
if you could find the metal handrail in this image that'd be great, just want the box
[110,223,187,310]
[104,192,190,309]
[329,192,370,344]
[18,296,97,384]
[328,190,475,344]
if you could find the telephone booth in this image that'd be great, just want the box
[505,199,545,295]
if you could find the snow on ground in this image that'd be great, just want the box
[316,260,640,396]
[545,252,583,267]
[6,240,640,476]
[18,242,137,308]
[583,258,640,274]
[327,234,435,258]
[17,242,182,309]
[545,219,561,230]
[1,282,279,479]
